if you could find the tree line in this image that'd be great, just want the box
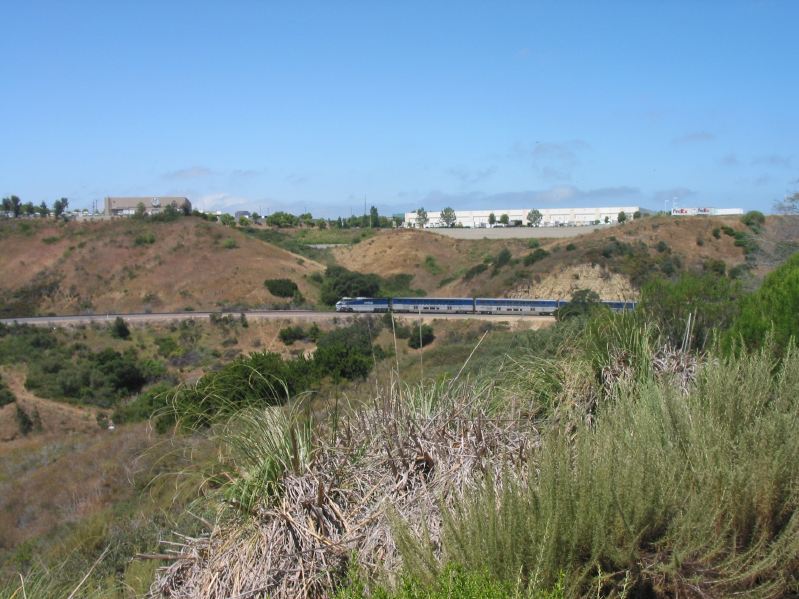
[1,195,70,218]
[202,205,404,229]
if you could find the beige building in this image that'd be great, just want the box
[104,196,191,217]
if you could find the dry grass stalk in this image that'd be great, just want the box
[150,378,535,598]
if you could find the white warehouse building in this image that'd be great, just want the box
[404,206,640,228]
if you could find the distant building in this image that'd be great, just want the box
[104,196,191,217]
[671,207,743,216]
[404,207,640,228]
[235,210,251,219]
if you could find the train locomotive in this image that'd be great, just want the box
[334,296,635,316]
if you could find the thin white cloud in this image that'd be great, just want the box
[446,166,497,185]
[285,173,310,185]
[162,166,215,180]
[751,154,791,168]
[672,131,716,145]
[511,139,590,181]
[720,153,740,166]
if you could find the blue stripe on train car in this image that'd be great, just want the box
[392,298,472,305]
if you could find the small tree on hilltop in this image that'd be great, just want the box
[9,196,21,218]
[440,207,457,228]
[53,198,69,218]
[499,213,510,225]
[527,209,542,227]
[415,207,428,228]
[488,212,496,226]
[618,211,627,224]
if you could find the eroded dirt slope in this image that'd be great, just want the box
[0,218,324,316]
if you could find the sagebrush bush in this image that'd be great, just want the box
[398,344,799,597]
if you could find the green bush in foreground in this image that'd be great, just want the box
[396,344,799,597]
[725,250,799,353]
[336,565,565,599]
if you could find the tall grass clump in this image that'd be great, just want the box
[208,404,313,515]
[397,343,799,597]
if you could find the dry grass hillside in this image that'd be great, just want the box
[334,215,799,300]
[0,218,324,317]
[2,215,797,316]
[332,228,531,291]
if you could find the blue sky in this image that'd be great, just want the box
[1,1,796,217]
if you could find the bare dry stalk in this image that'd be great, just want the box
[150,379,534,598]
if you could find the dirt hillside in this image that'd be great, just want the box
[0,218,324,316]
[335,216,799,300]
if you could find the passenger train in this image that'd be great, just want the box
[335,297,636,316]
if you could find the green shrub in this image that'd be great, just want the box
[527,239,541,249]
[168,320,382,428]
[278,325,308,345]
[380,273,424,297]
[408,324,435,349]
[725,251,799,353]
[4,324,151,408]
[264,278,300,298]
[222,238,238,249]
[110,316,131,340]
[640,272,741,348]
[154,336,180,357]
[0,375,15,407]
[729,263,750,279]
[703,258,726,276]
[599,239,634,259]
[494,248,512,269]
[314,319,381,380]
[15,404,41,435]
[712,227,721,239]
[462,263,488,281]
[565,243,576,251]
[555,289,603,321]
[423,255,443,275]
[397,346,799,597]
[655,240,670,253]
[335,565,557,599]
[732,231,759,255]
[134,232,156,246]
[721,225,735,236]
[741,210,765,230]
[522,248,549,266]
[319,266,381,305]
[112,382,173,427]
